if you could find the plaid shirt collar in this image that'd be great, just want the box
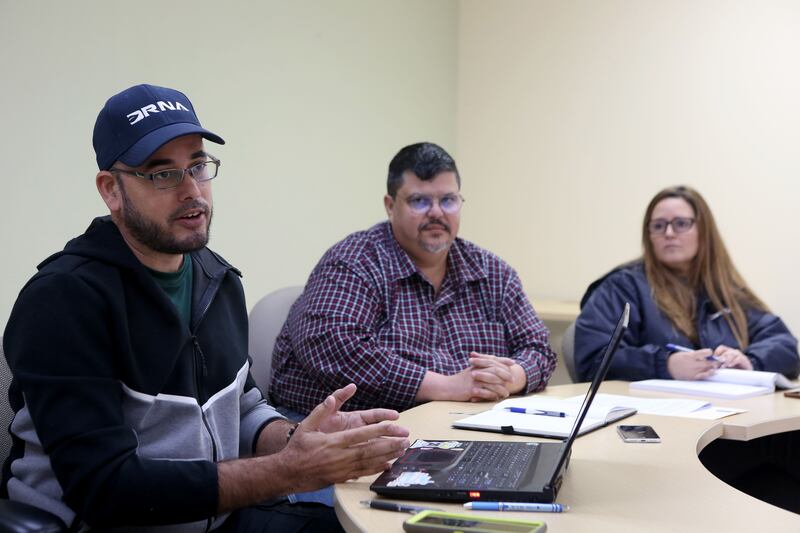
[378,221,486,286]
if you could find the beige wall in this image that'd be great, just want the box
[0,0,458,327]
[457,0,800,334]
[3,0,799,341]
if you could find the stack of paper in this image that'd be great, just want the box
[630,369,796,400]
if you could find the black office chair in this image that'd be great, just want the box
[0,335,66,532]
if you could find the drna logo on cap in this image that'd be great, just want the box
[93,84,225,170]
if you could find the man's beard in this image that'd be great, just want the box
[118,181,212,254]
[418,219,453,254]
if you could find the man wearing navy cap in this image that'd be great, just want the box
[1,84,409,532]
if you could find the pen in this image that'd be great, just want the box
[665,343,722,363]
[360,500,442,514]
[504,407,566,418]
[463,502,569,513]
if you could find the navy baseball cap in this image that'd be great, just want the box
[93,84,225,170]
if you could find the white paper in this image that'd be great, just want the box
[564,393,710,416]
[629,379,771,399]
[705,368,795,390]
[678,405,747,420]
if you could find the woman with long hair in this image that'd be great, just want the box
[574,185,799,382]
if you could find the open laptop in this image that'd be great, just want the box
[370,302,631,503]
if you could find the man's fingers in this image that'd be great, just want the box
[472,365,513,382]
[302,393,338,431]
[334,437,410,477]
[470,383,510,401]
[309,437,410,486]
[326,420,410,448]
[470,354,514,366]
[469,357,497,368]
[349,408,400,426]
[329,383,358,410]
[305,383,359,431]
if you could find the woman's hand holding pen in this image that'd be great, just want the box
[666,342,752,379]
[713,345,753,370]
[667,349,718,380]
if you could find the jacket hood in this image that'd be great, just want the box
[38,216,143,272]
[580,259,643,309]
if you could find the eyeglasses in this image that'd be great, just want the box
[648,217,695,234]
[110,156,221,190]
[404,193,465,215]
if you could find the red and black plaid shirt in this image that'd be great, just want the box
[270,222,556,413]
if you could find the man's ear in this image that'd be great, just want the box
[383,194,394,219]
[96,171,122,212]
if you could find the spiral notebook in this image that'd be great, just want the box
[452,395,636,439]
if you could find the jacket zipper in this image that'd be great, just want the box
[191,336,217,533]
[191,269,227,532]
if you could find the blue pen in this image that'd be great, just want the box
[665,343,722,363]
[504,407,566,418]
[463,502,569,513]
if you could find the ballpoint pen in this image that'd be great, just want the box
[463,502,569,513]
[360,500,443,514]
[504,407,566,418]
[665,343,722,363]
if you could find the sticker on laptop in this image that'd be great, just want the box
[410,440,464,450]
[386,471,435,487]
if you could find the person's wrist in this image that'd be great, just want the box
[417,371,448,402]
[510,364,527,394]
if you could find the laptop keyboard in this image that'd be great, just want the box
[445,442,538,489]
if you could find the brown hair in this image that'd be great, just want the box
[642,185,767,348]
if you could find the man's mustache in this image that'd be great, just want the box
[170,200,211,221]
[419,219,451,233]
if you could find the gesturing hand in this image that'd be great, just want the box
[281,384,410,493]
[316,383,403,433]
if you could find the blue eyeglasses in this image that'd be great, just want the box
[403,194,465,214]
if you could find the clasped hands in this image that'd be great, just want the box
[455,352,527,402]
[667,344,753,381]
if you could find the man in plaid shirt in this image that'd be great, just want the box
[270,142,557,414]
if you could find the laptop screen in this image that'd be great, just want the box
[547,302,630,484]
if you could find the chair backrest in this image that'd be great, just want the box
[247,286,303,397]
[0,336,13,466]
[561,321,580,383]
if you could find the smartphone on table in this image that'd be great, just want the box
[403,510,546,533]
[617,424,661,443]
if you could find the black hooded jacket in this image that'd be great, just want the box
[2,217,281,530]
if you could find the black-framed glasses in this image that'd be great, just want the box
[110,156,221,190]
[404,193,465,215]
[648,217,695,234]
